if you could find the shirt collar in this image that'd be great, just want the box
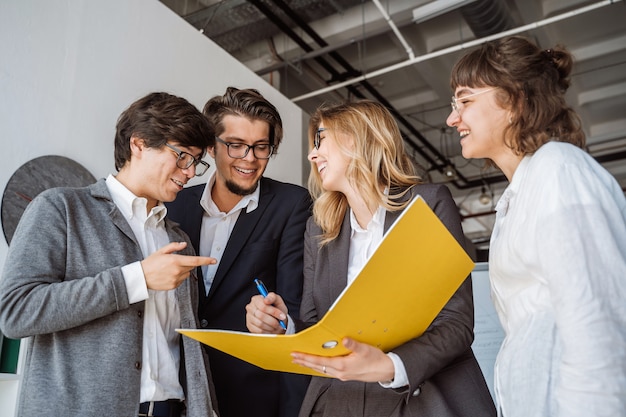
[199,170,260,216]
[495,156,531,217]
[349,204,386,234]
[105,174,167,223]
[509,154,531,193]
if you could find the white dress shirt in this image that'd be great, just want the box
[106,174,184,402]
[198,171,259,294]
[347,205,410,389]
[489,142,626,417]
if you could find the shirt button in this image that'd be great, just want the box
[137,311,143,318]
[200,319,209,328]
[135,362,142,370]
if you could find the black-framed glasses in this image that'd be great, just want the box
[215,136,274,160]
[164,143,210,176]
[314,128,327,150]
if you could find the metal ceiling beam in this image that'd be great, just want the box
[291,0,621,102]
[246,0,484,188]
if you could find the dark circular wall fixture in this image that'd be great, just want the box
[1,155,96,244]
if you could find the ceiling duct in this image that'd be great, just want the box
[460,0,515,38]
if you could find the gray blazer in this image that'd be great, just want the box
[297,183,496,417]
[0,179,217,417]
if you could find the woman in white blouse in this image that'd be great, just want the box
[446,35,626,417]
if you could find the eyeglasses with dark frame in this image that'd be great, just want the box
[164,143,210,176]
[451,88,495,115]
[313,128,327,150]
[215,136,274,160]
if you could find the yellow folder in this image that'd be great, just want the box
[178,196,474,376]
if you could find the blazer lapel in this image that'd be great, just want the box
[384,186,417,232]
[207,179,275,299]
[327,188,415,304]
[326,210,352,303]
[91,180,140,246]
[183,187,205,252]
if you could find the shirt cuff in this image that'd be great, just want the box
[379,352,409,388]
[285,314,296,334]
[122,261,149,304]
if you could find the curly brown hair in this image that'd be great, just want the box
[450,35,585,155]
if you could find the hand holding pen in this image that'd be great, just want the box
[246,279,289,334]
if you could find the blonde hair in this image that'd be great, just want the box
[307,100,420,244]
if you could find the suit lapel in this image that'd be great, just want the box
[384,186,416,232]
[207,179,274,300]
[384,209,402,233]
[184,187,205,251]
[326,210,352,303]
[92,180,140,247]
[326,188,415,304]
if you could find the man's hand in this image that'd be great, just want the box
[141,242,216,290]
[246,293,288,334]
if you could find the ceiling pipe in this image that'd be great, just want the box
[460,0,514,38]
[291,0,621,102]
[245,0,357,83]
[371,0,415,60]
[412,0,478,23]
[247,0,524,190]
[247,0,624,191]
[254,0,487,78]
[248,0,521,189]
[246,1,452,172]
[256,23,393,76]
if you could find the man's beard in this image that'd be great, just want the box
[225,178,259,196]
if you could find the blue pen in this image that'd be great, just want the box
[254,278,287,330]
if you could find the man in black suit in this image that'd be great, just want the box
[166,87,311,417]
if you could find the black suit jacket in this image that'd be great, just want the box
[167,177,312,417]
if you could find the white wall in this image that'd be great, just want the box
[0,1,307,415]
[0,0,308,268]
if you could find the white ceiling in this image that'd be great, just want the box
[160,0,626,256]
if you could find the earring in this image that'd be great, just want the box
[509,116,513,124]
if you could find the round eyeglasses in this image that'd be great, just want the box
[215,136,274,159]
[451,88,495,115]
[313,128,327,150]
[164,143,210,176]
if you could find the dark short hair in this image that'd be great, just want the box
[114,92,214,171]
[203,87,283,154]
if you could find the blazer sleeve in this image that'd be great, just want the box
[391,184,475,395]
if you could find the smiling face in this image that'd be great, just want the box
[446,86,512,158]
[209,114,271,209]
[120,137,203,211]
[307,123,353,195]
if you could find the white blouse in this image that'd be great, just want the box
[489,141,626,417]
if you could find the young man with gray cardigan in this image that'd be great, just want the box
[0,92,219,417]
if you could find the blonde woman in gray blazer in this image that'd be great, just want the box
[247,100,496,417]
[0,93,219,417]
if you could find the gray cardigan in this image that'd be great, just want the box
[0,179,217,417]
